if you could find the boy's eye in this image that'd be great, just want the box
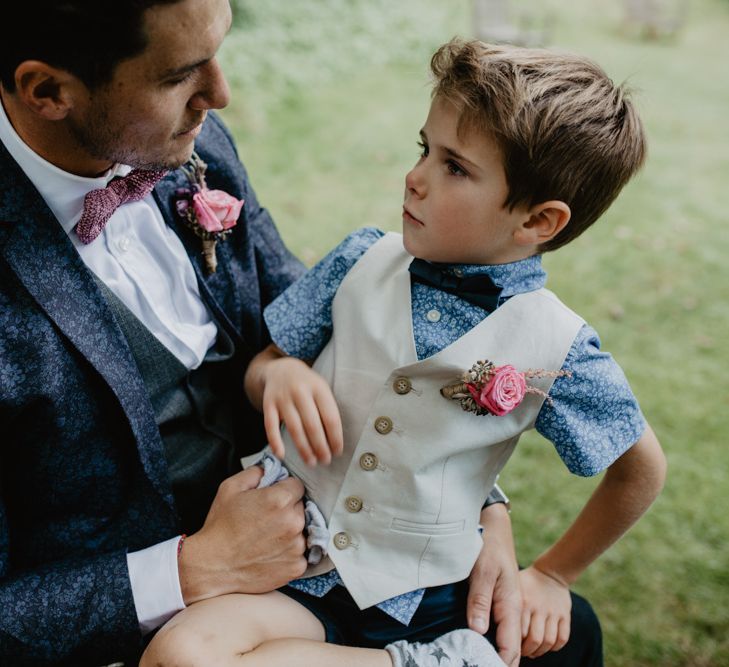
[417,141,429,158]
[447,160,467,177]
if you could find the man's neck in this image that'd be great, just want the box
[0,87,112,177]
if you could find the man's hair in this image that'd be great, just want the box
[430,39,646,251]
[1,0,183,93]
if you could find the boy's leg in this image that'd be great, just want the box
[139,591,327,666]
[140,588,503,667]
[139,590,391,667]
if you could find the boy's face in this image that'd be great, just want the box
[402,96,529,265]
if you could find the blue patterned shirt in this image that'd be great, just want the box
[266,227,645,624]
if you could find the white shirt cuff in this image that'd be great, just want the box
[127,536,186,635]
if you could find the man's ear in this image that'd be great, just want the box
[513,200,571,247]
[12,61,79,121]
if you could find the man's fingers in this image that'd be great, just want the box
[269,476,306,505]
[493,603,522,667]
[230,465,264,491]
[466,569,494,634]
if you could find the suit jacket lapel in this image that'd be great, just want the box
[0,142,174,508]
[154,165,250,355]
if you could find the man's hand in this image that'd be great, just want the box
[178,467,308,604]
[518,565,572,658]
[467,503,522,667]
[245,344,343,465]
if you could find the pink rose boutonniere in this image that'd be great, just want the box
[175,152,244,273]
[441,359,571,417]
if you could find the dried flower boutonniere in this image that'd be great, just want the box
[175,152,244,274]
[440,359,571,416]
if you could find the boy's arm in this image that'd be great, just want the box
[244,343,343,465]
[520,424,666,657]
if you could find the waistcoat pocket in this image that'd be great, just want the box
[390,517,465,536]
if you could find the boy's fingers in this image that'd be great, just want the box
[554,616,571,652]
[532,615,559,657]
[297,394,331,464]
[263,406,285,459]
[317,388,344,456]
[279,404,315,466]
[521,611,545,657]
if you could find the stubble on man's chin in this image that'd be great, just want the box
[66,113,189,172]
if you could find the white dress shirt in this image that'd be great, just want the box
[0,100,202,633]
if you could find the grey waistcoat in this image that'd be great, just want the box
[96,278,237,533]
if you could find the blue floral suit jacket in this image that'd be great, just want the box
[0,113,304,666]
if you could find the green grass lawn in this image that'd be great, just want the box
[219,1,729,664]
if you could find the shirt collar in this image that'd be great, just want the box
[432,254,547,297]
[0,96,130,235]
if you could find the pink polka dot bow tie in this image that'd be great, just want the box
[75,168,168,244]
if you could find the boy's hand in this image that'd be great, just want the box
[261,355,343,466]
[519,565,571,658]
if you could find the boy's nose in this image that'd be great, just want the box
[405,164,425,197]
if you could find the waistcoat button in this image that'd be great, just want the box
[393,377,412,395]
[333,532,351,549]
[426,309,441,322]
[345,496,363,513]
[374,416,393,434]
[359,453,378,470]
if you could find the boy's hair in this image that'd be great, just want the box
[430,39,646,251]
[1,0,183,93]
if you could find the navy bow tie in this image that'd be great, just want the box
[408,257,503,313]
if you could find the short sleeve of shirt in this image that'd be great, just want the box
[535,324,646,477]
[264,227,384,360]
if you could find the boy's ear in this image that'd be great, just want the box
[12,61,79,120]
[513,200,571,247]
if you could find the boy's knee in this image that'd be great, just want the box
[140,622,225,667]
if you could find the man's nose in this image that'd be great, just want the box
[189,58,231,111]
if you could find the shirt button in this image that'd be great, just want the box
[426,309,441,323]
[117,237,131,252]
[345,496,363,513]
[393,377,412,395]
[453,268,464,277]
[333,532,351,550]
[374,416,393,434]
[359,453,378,471]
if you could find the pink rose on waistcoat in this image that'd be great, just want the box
[191,188,244,232]
[468,365,526,416]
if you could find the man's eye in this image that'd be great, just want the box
[417,141,428,158]
[168,71,195,86]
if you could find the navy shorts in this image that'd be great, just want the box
[280,579,471,647]
[280,580,603,666]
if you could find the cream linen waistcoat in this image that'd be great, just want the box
[281,233,584,609]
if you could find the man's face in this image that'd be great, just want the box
[67,0,232,171]
[402,96,529,265]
